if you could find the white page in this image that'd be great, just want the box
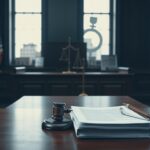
[71,106,150,124]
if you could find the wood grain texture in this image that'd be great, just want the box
[0,96,149,150]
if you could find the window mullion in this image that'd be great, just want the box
[15,12,42,15]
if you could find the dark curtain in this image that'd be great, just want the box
[116,0,150,71]
[0,0,10,67]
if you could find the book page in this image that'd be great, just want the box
[71,106,150,124]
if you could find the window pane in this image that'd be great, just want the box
[84,0,110,13]
[15,0,41,12]
[84,14,110,32]
[15,29,41,46]
[83,0,111,69]
[83,14,110,61]
[84,31,100,49]
[15,14,41,58]
[15,14,41,30]
[96,44,109,60]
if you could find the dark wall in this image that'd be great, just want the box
[0,0,9,67]
[0,0,2,37]
[0,0,5,42]
[116,0,150,70]
[45,0,82,42]
[0,0,4,67]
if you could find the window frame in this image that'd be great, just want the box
[9,0,116,70]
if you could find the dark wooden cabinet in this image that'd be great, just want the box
[133,73,150,97]
[0,76,11,96]
[0,71,133,98]
[0,74,15,97]
[16,76,46,95]
[46,76,72,95]
[98,76,132,95]
[1,71,146,104]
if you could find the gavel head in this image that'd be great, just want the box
[52,102,66,122]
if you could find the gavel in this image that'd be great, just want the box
[42,102,72,130]
[52,102,72,121]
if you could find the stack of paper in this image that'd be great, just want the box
[70,106,150,138]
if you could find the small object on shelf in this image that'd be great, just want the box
[0,66,26,74]
[13,66,26,73]
[42,102,72,130]
[101,55,118,72]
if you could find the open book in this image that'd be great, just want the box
[70,106,150,138]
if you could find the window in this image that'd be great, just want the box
[83,0,116,68]
[10,0,116,69]
[13,0,42,66]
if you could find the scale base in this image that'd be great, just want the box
[79,92,88,96]
[42,117,73,131]
[62,70,76,74]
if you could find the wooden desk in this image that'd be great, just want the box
[1,96,150,150]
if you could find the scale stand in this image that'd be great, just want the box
[62,43,76,74]
[79,58,88,96]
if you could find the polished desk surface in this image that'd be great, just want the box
[1,96,150,150]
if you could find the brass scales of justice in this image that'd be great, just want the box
[59,37,83,74]
[59,37,88,96]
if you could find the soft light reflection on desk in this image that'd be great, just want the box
[3,96,150,150]
[7,96,78,150]
[75,96,124,108]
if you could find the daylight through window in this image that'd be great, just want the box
[14,0,42,66]
[83,0,111,68]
